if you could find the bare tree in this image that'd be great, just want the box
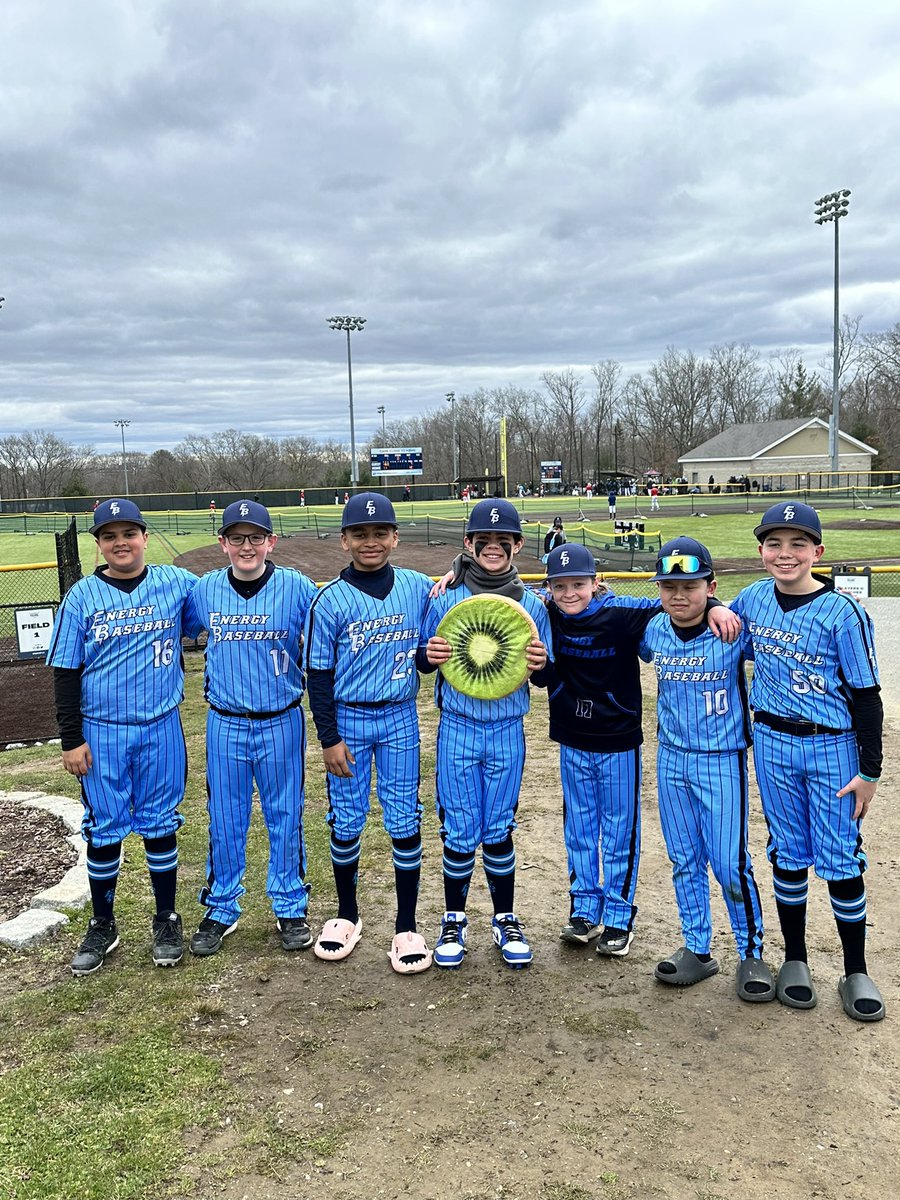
[541,369,586,483]
[709,343,768,428]
[18,430,93,497]
[0,435,29,499]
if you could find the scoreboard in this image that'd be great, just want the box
[540,460,562,484]
[370,447,424,476]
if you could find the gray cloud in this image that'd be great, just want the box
[1,0,898,454]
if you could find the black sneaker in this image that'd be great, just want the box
[152,912,184,967]
[277,916,313,952]
[560,917,603,945]
[596,926,634,957]
[189,917,238,957]
[71,917,119,976]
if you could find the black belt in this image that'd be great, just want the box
[754,712,846,737]
[341,699,407,709]
[209,698,302,720]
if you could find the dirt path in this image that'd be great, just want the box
[176,669,900,1200]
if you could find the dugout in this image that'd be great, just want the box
[0,519,82,746]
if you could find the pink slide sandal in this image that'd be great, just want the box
[314,918,363,961]
[389,931,433,974]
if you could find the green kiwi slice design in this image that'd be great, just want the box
[436,594,539,700]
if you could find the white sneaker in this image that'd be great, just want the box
[434,911,468,969]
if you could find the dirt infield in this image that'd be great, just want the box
[174,530,547,582]
[0,659,57,745]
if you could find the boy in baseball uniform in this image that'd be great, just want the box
[304,493,434,973]
[421,499,550,970]
[640,537,773,1001]
[47,499,196,974]
[731,502,885,1021]
[184,500,318,957]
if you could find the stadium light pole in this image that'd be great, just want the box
[113,419,131,497]
[814,189,851,486]
[377,405,386,435]
[445,391,458,487]
[327,316,366,487]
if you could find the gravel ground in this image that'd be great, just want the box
[864,598,900,721]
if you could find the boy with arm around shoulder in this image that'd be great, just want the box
[731,502,885,1021]
[421,499,549,970]
[639,537,773,1001]
[541,542,741,958]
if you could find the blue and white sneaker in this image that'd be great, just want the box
[434,911,468,969]
[491,912,532,969]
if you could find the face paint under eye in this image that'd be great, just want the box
[474,538,513,559]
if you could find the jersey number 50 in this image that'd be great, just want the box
[790,670,827,695]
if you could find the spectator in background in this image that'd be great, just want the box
[543,516,567,563]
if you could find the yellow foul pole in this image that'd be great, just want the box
[499,415,509,497]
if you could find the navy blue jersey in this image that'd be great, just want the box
[543,592,659,752]
[421,584,552,723]
[185,565,317,713]
[640,615,752,752]
[731,579,879,728]
[304,567,432,703]
[47,565,196,723]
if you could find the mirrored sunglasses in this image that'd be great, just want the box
[657,553,706,575]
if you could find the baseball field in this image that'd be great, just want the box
[0,506,898,1200]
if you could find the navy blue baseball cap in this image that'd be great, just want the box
[650,536,715,582]
[90,498,146,535]
[753,501,822,544]
[466,498,523,536]
[341,492,397,529]
[545,543,597,578]
[219,499,273,535]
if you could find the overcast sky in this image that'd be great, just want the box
[2,0,899,455]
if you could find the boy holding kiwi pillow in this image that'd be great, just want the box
[421,499,550,969]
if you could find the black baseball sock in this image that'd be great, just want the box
[771,864,809,962]
[828,875,868,977]
[392,833,422,934]
[330,833,361,924]
[442,846,475,912]
[144,833,178,915]
[86,840,122,922]
[483,836,516,915]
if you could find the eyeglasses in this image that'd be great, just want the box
[224,532,269,546]
[656,553,707,575]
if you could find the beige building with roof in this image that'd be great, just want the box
[679,417,877,488]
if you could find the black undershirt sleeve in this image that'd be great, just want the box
[53,666,85,751]
[306,668,341,749]
[848,685,883,779]
[416,646,437,674]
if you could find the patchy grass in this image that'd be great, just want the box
[562,1007,644,1038]
[0,1030,228,1200]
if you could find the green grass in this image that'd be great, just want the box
[0,1030,227,1200]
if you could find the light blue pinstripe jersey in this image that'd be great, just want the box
[185,566,317,712]
[640,615,752,752]
[304,567,432,703]
[421,585,552,722]
[46,565,196,723]
[731,579,880,729]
